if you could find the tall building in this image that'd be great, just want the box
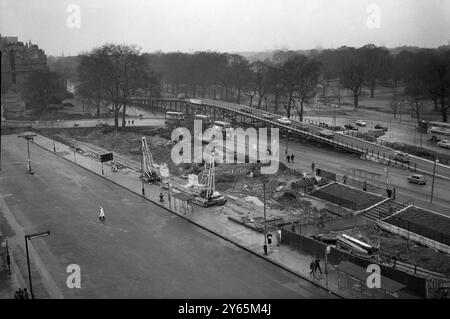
[0,35,48,114]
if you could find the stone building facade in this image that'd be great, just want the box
[0,35,48,113]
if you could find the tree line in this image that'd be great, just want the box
[145,45,449,123]
[43,43,450,129]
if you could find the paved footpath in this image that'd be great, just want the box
[25,132,349,298]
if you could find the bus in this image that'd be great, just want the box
[427,121,450,141]
[212,121,232,139]
[165,111,184,126]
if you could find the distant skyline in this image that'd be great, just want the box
[1,0,449,56]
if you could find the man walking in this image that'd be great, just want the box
[315,257,323,275]
[311,161,315,172]
[286,154,290,163]
[291,154,294,163]
[99,206,105,221]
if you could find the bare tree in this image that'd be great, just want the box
[339,48,365,109]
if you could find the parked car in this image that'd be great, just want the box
[375,124,388,131]
[355,120,367,127]
[437,139,450,149]
[276,117,291,125]
[262,113,275,119]
[344,124,358,130]
[393,151,410,163]
[407,174,427,185]
[73,123,80,127]
[241,107,252,114]
[319,122,329,128]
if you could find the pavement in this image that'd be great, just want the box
[0,133,338,298]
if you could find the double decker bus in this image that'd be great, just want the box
[427,121,450,141]
[165,111,184,126]
[212,121,233,140]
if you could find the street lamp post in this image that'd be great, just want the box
[430,159,439,204]
[18,133,37,175]
[24,231,50,299]
[52,119,56,152]
[26,137,34,174]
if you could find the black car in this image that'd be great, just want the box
[344,124,357,130]
[375,124,388,131]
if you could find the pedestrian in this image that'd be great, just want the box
[286,154,290,163]
[23,288,30,299]
[140,114,143,120]
[291,154,294,163]
[315,257,323,275]
[309,260,316,277]
[98,206,105,221]
[393,187,396,200]
[387,188,392,198]
[363,181,367,191]
[343,175,347,184]
[17,288,24,299]
[311,161,315,172]
[14,289,21,299]
[132,120,134,125]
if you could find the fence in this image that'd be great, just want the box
[385,216,450,246]
[280,228,427,297]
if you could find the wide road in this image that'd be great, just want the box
[211,131,450,215]
[0,134,332,298]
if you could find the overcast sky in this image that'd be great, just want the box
[1,0,449,56]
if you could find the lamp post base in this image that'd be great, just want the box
[26,169,35,175]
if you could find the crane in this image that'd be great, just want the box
[191,148,227,207]
[141,137,161,183]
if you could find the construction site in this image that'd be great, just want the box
[31,109,450,298]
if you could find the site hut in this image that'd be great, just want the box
[165,111,185,129]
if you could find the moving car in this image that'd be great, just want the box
[318,129,334,139]
[355,120,367,127]
[375,124,388,131]
[407,174,427,185]
[241,107,252,114]
[393,151,410,163]
[437,139,450,149]
[276,117,291,125]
